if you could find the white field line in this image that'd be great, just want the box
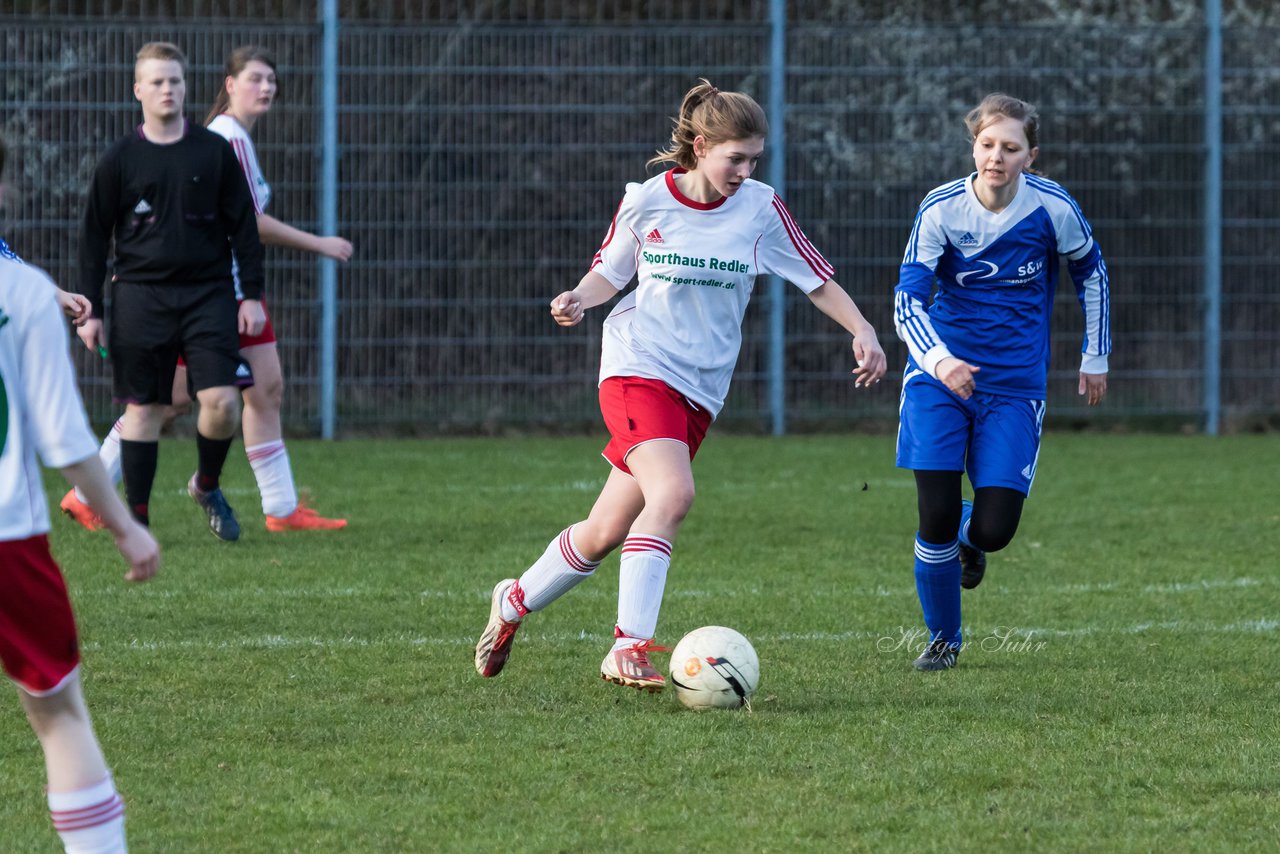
[78,618,1279,654]
[1140,577,1263,594]
[79,576,1273,602]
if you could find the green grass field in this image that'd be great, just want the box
[3,434,1278,851]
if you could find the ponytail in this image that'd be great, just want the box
[648,78,768,170]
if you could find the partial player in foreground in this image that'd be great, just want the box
[476,79,887,691]
[893,93,1111,671]
[1,138,160,854]
[0,237,93,323]
[62,45,352,535]
[71,42,266,541]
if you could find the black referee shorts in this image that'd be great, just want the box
[108,280,250,405]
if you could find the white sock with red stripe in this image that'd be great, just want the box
[246,440,298,518]
[48,775,126,854]
[614,533,672,646]
[500,525,600,622]
[76,418,124,503]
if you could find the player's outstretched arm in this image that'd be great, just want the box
[805,279,887,388]
[59,456,160,582]
[256,213,353,261]
[549,270,621,328]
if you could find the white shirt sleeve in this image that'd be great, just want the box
[1042,188,1110,373]
[589,186,643,290]
[756,195,833,292]
[211,116,269,215]
[17,276,98,468]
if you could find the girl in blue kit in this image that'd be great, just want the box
[893,93,1111,671]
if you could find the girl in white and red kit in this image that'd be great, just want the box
[474,80,888,692]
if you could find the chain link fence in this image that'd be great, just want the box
[2,1,1276,433]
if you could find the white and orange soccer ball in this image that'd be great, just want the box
[669,626,759,710]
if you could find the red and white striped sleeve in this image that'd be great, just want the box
[756,194,834,293]
[210,115,268,215]
[228,136,266,215]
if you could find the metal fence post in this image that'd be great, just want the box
[767,0,787,435]
[319,0,339,439]
[1203,0,1222,435]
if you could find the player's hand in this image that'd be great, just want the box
[56,289,93,325]
[113,521,160,582]
[550,291,583,327]
[77,318,105,353]
[1079,371,1107,406]
[239,299,267,337]
[319,236,353,262]
[850,328,887,389]
[937,357,981,400]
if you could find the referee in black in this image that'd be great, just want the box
[77,42,265,542]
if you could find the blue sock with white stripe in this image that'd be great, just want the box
[913,534,962,647]
[958,499,974,548]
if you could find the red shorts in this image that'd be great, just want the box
[0,535,80,696]
[175,297,276,369]
[599,376,712,475]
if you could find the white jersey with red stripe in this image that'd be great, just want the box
[0,258,100,540]
[209,113,270,300]
[590,169,832,418]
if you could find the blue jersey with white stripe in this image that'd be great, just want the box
[893,173,1111,398]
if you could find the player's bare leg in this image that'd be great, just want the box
[600,441,692,692]
[239,343,346,531]
[20,676,127,851]
[475,469,642,678]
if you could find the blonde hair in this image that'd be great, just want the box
[135,42,187,77]
[965,92,1039,150]
[206,45,278,126]
[648,79,768,170]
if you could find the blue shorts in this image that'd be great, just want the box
[896,366,1046,495]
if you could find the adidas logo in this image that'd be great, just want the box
[1021,464,1034,479]
[956,231,979,247]
[645,228,664,244]
[133,199,152,215]
[235,363,252,378]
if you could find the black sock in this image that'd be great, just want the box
[195,432,234,493]
[120,439,159,526]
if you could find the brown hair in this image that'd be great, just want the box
[965,93,1039,150]
[648,79,768,171]
[135,42,187,77]
[205,45,278,126]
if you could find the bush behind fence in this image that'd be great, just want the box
[3,1,1276,433]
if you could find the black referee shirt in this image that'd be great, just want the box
[79,120,265,317]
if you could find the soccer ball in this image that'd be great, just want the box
[669,626,759,710]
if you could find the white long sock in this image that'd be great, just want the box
[48,775,126,854]
[615,533,672,644]
[245,440,298,517]
[501,525,600,621]
[76,419,123,503]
